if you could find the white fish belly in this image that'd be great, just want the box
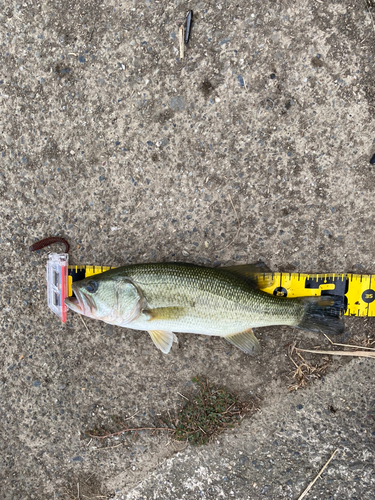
[124,314,295,337]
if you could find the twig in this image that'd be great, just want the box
[177,392,189,401]
[77,482,80,500]
[288,343,300,368]
[296,350,312,365]
[179,26,184,59]
[79,315,92,335]
[81,495,109,499]
[121,409,140,422]
[86,426,174,440]
[222,194,240,250]
[296,348,375,358]
[222,402,236,414]
[323,332,375,351]
[288,343,329,391]
[297,449,338,500]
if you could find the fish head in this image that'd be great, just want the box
[65,275,144,325]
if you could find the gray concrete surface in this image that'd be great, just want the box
[126,359,375,500]
[1,0,375,498]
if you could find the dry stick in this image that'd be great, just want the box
[81,496,109,500]
[179,26,184,59]
[296,348,375,358]
[117,409,140,423]
[86,426,174,440]
[223,194,241,250]
[79,315,92,335]
[297,449,338,500]
[288,343,300,368]
[222,402,236,414]
[323,332,375,351]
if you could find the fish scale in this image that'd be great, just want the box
[121,263,304,336]
[64,262,344,355]
[66,266,374,317]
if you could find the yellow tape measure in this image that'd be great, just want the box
[67,266,375,317]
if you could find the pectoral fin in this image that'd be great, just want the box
[148,330,175,354]
[225,328,260,355]
[145,307,186,321]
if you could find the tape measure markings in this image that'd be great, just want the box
[67,266,375,318]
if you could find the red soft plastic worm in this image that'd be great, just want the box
[29,237,70,253]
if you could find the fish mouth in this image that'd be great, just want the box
[65,285,97,317]
[65,286,88,314]
[65,293,83,314]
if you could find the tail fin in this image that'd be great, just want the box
[298,295,345,336]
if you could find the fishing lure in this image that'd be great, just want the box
[29,236,70,253]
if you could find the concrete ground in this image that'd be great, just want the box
[1,0,375,498]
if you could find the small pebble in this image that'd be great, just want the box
[237,75,244,87]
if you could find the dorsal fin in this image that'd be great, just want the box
[222,262,273,289]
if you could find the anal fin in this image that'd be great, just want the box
[148,330,175,354]
[225,328,260,355]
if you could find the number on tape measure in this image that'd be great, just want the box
[45,256,375,321]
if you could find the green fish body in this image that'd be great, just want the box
[65,262,344,355]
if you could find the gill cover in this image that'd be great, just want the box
[67,276,145,326]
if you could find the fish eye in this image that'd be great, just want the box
[85,280,98,293]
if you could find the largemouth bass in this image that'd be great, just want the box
[65,262,344,355]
